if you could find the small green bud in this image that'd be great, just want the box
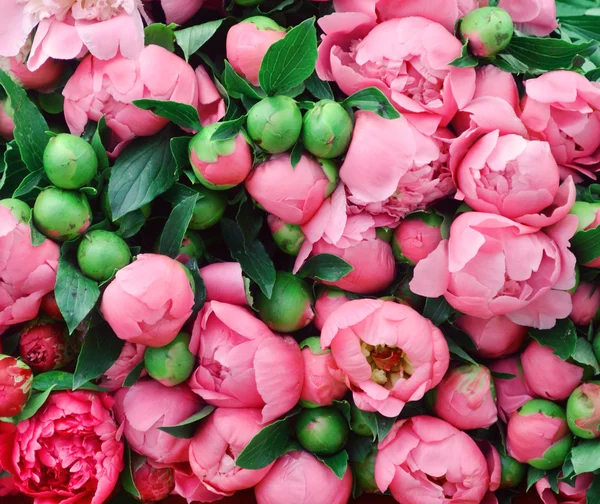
[460,7,514,57]
[144,332,195,387]
[77,230,131,282]
[188,185,228,230]
[302,100,353,158]
[295,406,350,456]
[247,96,302,154]
[0,198,31,223]
[499,453,526,489]
[33,187,91,241]
[43,133,98,189]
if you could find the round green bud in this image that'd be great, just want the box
[460,7,514,57]
[268,216,306,256]
[499,453,526,489]
[351,445,379,493]
[178,231,205,262]
[247,96,302,154]
[255,272,314,332]
[33,187,91,241]
[77,230,131,282]
[0,198,31,223]
[302,100,353,159]
[567,382,600,439]
[188,185,228,230]
[295,406,349,456]
[43,134,98,189]
[350,404,375,437]
[144,332,196,387]
[241,16,285,31]
[317,158,339,197]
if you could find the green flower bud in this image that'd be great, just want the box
[317,158,339,197]
[570,201,600,232]
[241,16,284,31]
[295,406,350,456]
[144,332,195,387]
[255,272,314,332]
[0,198,31,223]
[33,187,91,241]
[177,231,205,263]
[499,453,526,489]
[350,404,375,437]
[567,382,600,439]
[267,215,306,256]
[302,100,353,159]
[460,7,514,57]
[77,230,131,282]
[247,96,302,154]
[43,133,98,189]
[351,445,379,493]
[188,185,228,230]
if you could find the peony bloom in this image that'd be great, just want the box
[313,287,349,330]
[393,211,444,265]
[455,315,527,359]
[410,212,577,329]
[535,473,593,504]
[521,340,584,401]
[189,408,273,496]
[200,262,247,306]
[101,254,194,347]
[255,450,353,504]
[521,71,600,179]
[494,0,557,36]
[188,301,304,423]
[489,357,534,423]
[19,319,73,372]
[0,0,147,71]
[321,299,449,417]
[316,15,475,131]
[226,17,286,87]
[113,379,204,464]
[100,342,147,391]
[0,206,59,329]
[1,391,123,503]
[63,46,224,155]
[570,281,600,326]
[246,154,332,226]
[375,415,489,504]
[0,355,33,418]
[433,364,498,430]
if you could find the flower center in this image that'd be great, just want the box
[72,0,134,21]
[361,343,413,389]
[16,0,75,21]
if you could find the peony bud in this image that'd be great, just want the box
[567,382,600,439]
[569,282,600,326]
[188,125,253,190]
[188,185,228,230]
[432,364,498,430]
[19,319,73,372]
[267,215,306,256]
[302,100,353,159]
[175,231,204,264]
[313,286,349,330]
[255,272,314,332]
[77,230,131,282]
[392,211,444,265]
[0,355,33,417]
[40,291,63,320]
[131,455,175,503]
[499,453,526,489]
[33,187,91,241]
[489,357,534,423]
[352,444,379,494]
[455,315,527,359]
[507,399,573,470]
[0,198,31,223]
[295,406,349,456]
[460,7,514,57]
[43,133,98,189]
[144,332,195,387]
[247,96,303,154]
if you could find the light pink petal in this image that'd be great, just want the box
[410,240,450,298]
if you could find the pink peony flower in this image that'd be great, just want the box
[393,212,444,265]
[410,212,577,329]
[313,286,349,330]
[1,391,124,503]
[100,254,194,347]
[521,340,584,401]
[0,422,18,497]
[321,299,449,417]
[113,379,204,464]
[0,206,59,328]
[200,262,248,306]
[19,319,72,372]
[495,0,557,36]
[489,357,534,423]
[535,473,593,504]
[171,463,222,503]
[100,342,147,391]
[132,456,175,503]
[0,46,63,91]
[189,408,273,496]
[63,46,224,155]
[477,440,502,493]
[455,315,527,359]
[188,301,304,423]
[375,415,489,504]
[255,450,353,504]
[0,355,33,418]
[300,337,347,407]
[570,281,600,326]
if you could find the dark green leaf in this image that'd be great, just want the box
[529,318,578,360]
[144,23,176,52]
[258,18,318,96]
[449,40,479,68]
[342,87,401,119]
[281,82,306,98]
[122,361,144,387]
[33,371,106,392]
[571,227,600,265]
[29,220,47,247]
[186,258,207,313]
[587,473,600,503]
[223,61,264,100]
[109,129,178,220]
[290,139,303,168]
[1,330,20,356]
[347,435,375,463]
[55,258,100,334]
[91,117,110,173]
[491,372,517,380]
[257,0,299,13]
[422,297,454,326]
[377,414,396,441]
[556,0,596,16]
[9,386,55,422]
[13,170,43,198]
[236,193,263,245]
[210,116,247,141]
[157,405,216,438]
[350,409,378,440]
[560,16,600,42]
[159,194,198,258]
[571,337,600,374]
[315,450,349,479]
[305,72,333,100]
[445,336,478,365]
[133,99,201,130]
[170,136,191,175]
[586,67,600,81]
[120,446,141,499]
[527,467,546,491]
[117,209,146,239]
[547,468,560,494]
[296,254,354,282]
[0,141,28,197]
[175,19,225,61]
[163,182,198,205]
[333,399,351,425]
[571,438,600,474]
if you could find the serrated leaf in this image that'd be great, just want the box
[159,194,198,258]
[133,99,201,130]
[529,318,578,360]
[342,87,400,119]
[175,19,224,61]
[422,297,454,326]
[296,254,354,282]
[449,40,479,68]
[571,438,600,474]
[210,116,247,141]
[223,61,264,100]
[122,361,144,388]
[315,450,349,479]
[157,405,216,438]
[144,23,176,52]
[305,72,333,100]
[33,371,106,392]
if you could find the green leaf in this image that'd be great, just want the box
[296,254,354,282]
[33,371,106,392]
[305,72,333,100]
[109,129,178,220]
[73,321,125,389]
[170,136,191,175]
[175,19,225,61]
[117,209,146,239]
[55,258,100,334]
[333,399,352,425]
[290,139,303,168]
[556,0,599,16]
[0,140,28,198]
[449,40,479,68]
[122,361,144,388]
[377,414,396,441]
[491,372,517,380]
[210,116,247,141]
[13,170,43,198]
[347,435,375,463]
[0,470,11,478]
[10,386,55,422]
[223,61,264,100]
[0,69,49,173]
[571,438,600,474]
[144,23,176,52]
[159,194,198,258]
[258,18,318,96]
[236,193,263,245]
[221,218,276,298]
[560,16,600,42]
[422,297,454,326]
[587,473,600,503]
[529,318,578,360]
[236,407,301,469]
[157,405,216,438]
[29,219,47,247]
[120,446,141,499]
[91,117,110,173]
[133,99,201,130]
[186,258,207,313]
[342,87,401,119]
[571,227,600,265]
[315,450,349,479]
[445,336,478,365]
[571,337,600,374]
[526,467,546,491]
